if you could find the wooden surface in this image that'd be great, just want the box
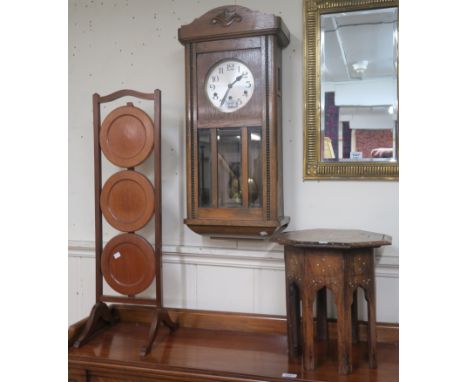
[69,310,398,382]
[100,104,154,168]
[101,233,155,296]
[273,229,392,249]
[73,304,398,343]
[100,170,155,232]
[81,89,176,351]
[178,5,290,47]
[273,229,391,375]
[195,39,264,126]
[180,7,290,238]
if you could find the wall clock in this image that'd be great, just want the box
[178,5,290,238]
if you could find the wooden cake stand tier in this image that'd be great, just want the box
[100,104,154,168]
[101,233,156,296]
[100,170,155,232]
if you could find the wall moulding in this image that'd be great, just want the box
[68,240,399,278]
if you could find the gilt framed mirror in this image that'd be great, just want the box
[303,0,398,180]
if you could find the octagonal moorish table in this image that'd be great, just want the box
[272,229,391,375]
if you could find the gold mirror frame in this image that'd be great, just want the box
[303,0,399,180]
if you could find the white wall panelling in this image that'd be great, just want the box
[68,241,398,325]
[69,0,399,325]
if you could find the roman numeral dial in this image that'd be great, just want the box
[205,59,255,113]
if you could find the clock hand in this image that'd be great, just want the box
[230,73,246,87]
[220,73,245,107]
[219,88,231,108]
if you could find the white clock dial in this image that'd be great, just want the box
[205,60,255,113]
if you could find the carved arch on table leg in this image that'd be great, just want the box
[328,284,354,375]
[335,285,360,344]
[351,288,359,343]
[315,286,328,341]
[362,282,377,368]
[301,284,321,371]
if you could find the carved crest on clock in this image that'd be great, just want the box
[211,8,242,27]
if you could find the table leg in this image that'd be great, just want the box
[286,282,301,357]
[336,289,352,374]
[316,287,328,340]
[302,287,316,370]
[365,282,377,368]
[351,289,358,343]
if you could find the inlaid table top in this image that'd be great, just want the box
[272,229,392,249]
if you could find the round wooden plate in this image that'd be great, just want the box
[100,105,154,168]
[100,170,155,232]
[101,233,155,296]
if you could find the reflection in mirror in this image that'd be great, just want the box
[320,7,398,162]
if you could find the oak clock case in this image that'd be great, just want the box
[178,6,290,238]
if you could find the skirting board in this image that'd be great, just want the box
[69,304,399,345]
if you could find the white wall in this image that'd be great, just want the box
[322,77,397,106]
[69,0,398,325]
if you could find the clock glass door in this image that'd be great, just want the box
[197,126,262,211]
[217,128,242,207]
[248,127,262,208]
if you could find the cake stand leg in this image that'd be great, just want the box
[73,302,118,348]
[140,309,178,356]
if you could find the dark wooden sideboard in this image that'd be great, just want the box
[69,305,398,382]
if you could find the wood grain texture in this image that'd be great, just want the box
[101,233,155,296]
[180,6,290,238]
[100,105,154,168]
[79,90,176,352]
[178,5,290,47]
[69,315,398,382]
[98,89,155,103]
[100,170,155,232]
[152,89,163,306]
[274,229,392,248]
[274,230,391,375]
[70,305,399,343]
[93,93,104,301]
[72,302,119,349]
[196,46,263,126]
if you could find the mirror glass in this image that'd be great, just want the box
[320,7,398,162]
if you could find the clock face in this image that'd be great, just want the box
[205,59,255,113]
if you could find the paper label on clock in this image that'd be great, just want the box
[113,251,121,259]
[227,98,239,109]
